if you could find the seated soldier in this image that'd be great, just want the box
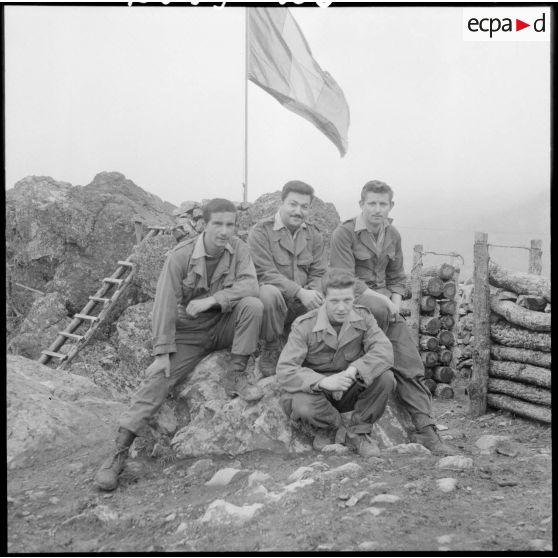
[248,181,327,376]
[330,180,456,454]
[95,198,264,491]
[277,268,396,457]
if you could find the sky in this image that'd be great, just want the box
[5,4,551,273]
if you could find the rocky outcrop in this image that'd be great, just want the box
[7,355,125,469]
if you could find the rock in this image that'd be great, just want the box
[362,507,384,516]
[321,443,350,455]
[93,505,119,523]
[475,435,510,453]
[175,522,188,534]
[437,478,458,492]
[358,541,378,550]
[384,443,431,455]
[370,494,400,504]
[436,424,449,431]
[282,478,315,493]
[316,544,335,551]
[436,534,455,545]
[345,491,369,507]
[368,481,388,490]
[7,355,124,469]
[321,463,363,481]
[436,456,473,470]
[199,499,264,524]
[205,468,250,487]
[164,513,177,522]
[287,467,315,483]
[247,471,271,487]
[529,539,552,551]
[495,440,520,457]
[308,461,329,471]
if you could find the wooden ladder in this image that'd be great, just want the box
[38,225,172,370]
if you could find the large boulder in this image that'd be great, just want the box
[7,355,125,469]
[170,351,412,458]
[6,172,176,349]
[247,191,341,246]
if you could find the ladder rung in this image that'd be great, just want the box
[117,260,135,267]
[147,225,168,230]
[59,331,84,340]
[103,278,123,285]
[89,296,111,303]
[42,350,68,360]
[74,313,99,321]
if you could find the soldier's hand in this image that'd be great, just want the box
[390,297,401,321]
[186,296,216,318]
[318,372,354,392]
[145,354,171,379]
[297,288,323,310]
[341,366,358,381]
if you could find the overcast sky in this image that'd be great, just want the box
[5,4,550,234]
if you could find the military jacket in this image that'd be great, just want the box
[247,213,327,299]
[276,304,394,393]
[151,234,258,355]
[329,216,407,298]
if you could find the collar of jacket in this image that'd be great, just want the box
[273,211,308,232]
[191,233,234,259]
[354,214,393,232]
[190,233,234,289]
[311,304,367,350]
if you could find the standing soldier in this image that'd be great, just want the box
[95,198,264,491]
[329,180,456,454]
[248,181,328,377]
[277,268,395,457]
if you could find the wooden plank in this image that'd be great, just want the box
[41,350,67,359]
[528,239,542,275]
[74,313,99,321]
[489,297,550,332]
[58,331,84,340]
[490,345,551,369]
[408,244,423,346]
[487,393,550,423]
[489,360,551,389]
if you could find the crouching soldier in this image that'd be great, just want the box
[248,180,327,377]
[277,268,396,457]
[95,198,264,491]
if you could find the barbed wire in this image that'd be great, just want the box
[488,243,531,251]
[410,250,465,273]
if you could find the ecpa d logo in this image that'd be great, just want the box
[463,8,550,42]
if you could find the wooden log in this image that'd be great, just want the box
[438,349,453,365]
[489,360,551,389]
[490,297,550,332]
[487,393,550,424]
[460,331,472,344]
[433,366,455,383]
[459,314,474,332]
[439,315,454,330]
[421,351,439,368]
[517,295,547,312]
[438,330,455,347]
[490,323,551,352]
[424,367,434,380]
[419,335,439,351]
[488,261,550,302]
[420,296,437,313]
[457,358,473,369]
[403,275,445,298]
[489,286,519,301]
[490,345,551,369]
[434,383,454,399]
[544,304,550,314]
[440,282,457,300]
[488,378,551,406]
[439,300,457,315]
[528,239,542,275]
[469,232,490,416]
[419,317,441,335]
[422,263,456,281]
[425,378,437,393]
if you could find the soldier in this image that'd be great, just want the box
[95,198,264,491]
[248,181,328,377]
[277,268,395,457]
[329,180,456,454]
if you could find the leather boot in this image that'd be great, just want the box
[223,354,264,402]
[259,340,282,378]
[340,424,381,458]
[411,425,458,455]
[94,427,136,491]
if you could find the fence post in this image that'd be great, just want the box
[528,239,542,275]
[469,232,490,416]
[408,244,423,346]
[133,219,144,245]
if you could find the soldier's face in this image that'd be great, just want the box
[279,192,312,231]
[203,211,236,254]
[359,192,394,229]
[325,287,355,324]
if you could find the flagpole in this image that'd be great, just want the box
[242,7,249,203]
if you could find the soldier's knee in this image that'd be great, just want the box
[259,284,285,309]
[238,296,264,316]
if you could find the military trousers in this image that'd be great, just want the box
[355,291,434,430]
[281,369,396,430]
[119,296,263,435]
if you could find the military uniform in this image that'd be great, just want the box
[247,212,327,341]
[277,304,396,431]
[329,215,435,430]
[119,233,263,435]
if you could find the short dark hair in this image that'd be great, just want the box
[322,268,356,294]
[281,180,314,201]
[202,198,237,222]
[361,180,394,203]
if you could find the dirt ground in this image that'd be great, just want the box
[7,379,552,553]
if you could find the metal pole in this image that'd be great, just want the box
[243,7,249,203]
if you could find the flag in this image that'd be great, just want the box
[248,7,350,157]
